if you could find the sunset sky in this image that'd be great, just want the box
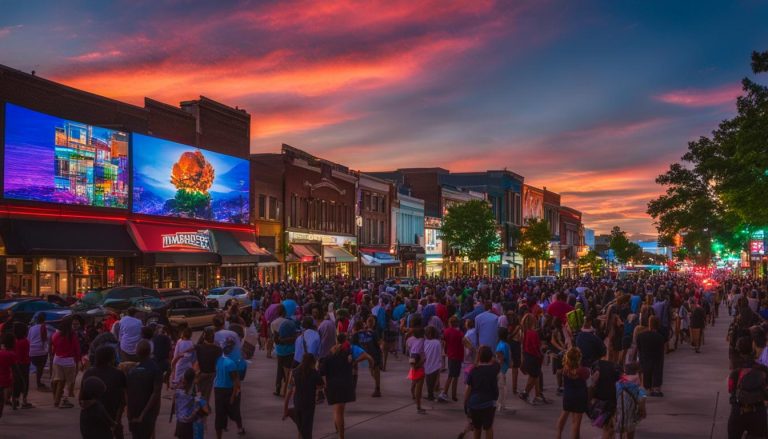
[2,1,767,235]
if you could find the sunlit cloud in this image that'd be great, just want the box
[654,83,742,108]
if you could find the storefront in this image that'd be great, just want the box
[286,231,356,281]
[396,245,425,278]
[128,221,263,290]
[0,218,139,297]
[360,248,400,280]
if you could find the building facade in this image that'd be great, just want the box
[357,173,397,279]
[0,65,266,296]
[559,206,586,278]
[391,189,425,277]
[543,187,561,275]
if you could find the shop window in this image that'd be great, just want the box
[379,220,385,244]
[258,195,266,219]
[364,193,371,211]
[372,195,378,212]
[268,196,278,220]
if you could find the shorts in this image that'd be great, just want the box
[52,364,77,385]
[522,353,542,378]
[470,406,496,430]
[408,367,425,381]
[447,359,462,378]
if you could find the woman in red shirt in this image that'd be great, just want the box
[519,313,548,404]
[50,317,80,409]
[12,322,33,409]
[0,333,18,419]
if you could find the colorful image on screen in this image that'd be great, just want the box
[132,133,249,224]
[3,103,129,208]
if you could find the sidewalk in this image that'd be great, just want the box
[0,317,732,438]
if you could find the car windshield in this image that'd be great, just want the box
[0,302,19,310]
[209,288,229,295]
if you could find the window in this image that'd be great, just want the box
[379,220,385,244]
[290,195,297,227]
[364,193,371,211]
[365,219,371,244]
[258,195,266,219]
[514,193,522,225]
[268,196,278,220]
[372,195,378,212]
[380,196,387,213]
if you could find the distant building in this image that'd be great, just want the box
[584,228,595,250]
[595,234,611,254]
[633,239,672,259]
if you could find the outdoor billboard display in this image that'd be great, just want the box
[131,133,249,224]
[3,103,129,208]
[522,184,544,223]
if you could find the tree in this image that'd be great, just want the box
[647,50,768,264]
[578,250,605,277]
[609,226,637,264]
[439,199,501,263]
[518,218,551,275]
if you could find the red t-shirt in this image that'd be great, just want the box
[443,327,464,361]
[13,338,30,365]
[0,350,17,387]
[523,329,542,358]
[547,301,574,325]
[436,304,448,325]
[51,331,81,360]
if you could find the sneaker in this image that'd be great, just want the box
[556,387,564,396]
[59,401,74,409]
[417,408,427,414]
[438,393,449,402]
[372,390,382,398]
[518,392,529,403]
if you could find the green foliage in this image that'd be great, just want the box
[173,189,212,217]
[648,50,768,263]
[609,227,635,264]
[578,250,605,277]
[439,199,501,261]
[518,218,552,263]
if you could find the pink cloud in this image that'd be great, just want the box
[654,83,741,107]
[69,50,123,62]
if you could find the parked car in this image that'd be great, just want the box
[206,286,250,309]
[0,298,67,326]
[165,295,218,329]
[101,286,160,309]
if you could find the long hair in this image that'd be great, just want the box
[297,353,316,381]
[563,347,582,374]
[58,316,73,339]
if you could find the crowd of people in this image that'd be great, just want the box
[0,271,752,438]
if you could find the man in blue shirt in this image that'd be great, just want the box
[475,302,499,349]
[214,340,244,437]
[294,317,321,364]
[282,292,299,320]
[274,308,298,396]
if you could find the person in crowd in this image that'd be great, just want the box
[151,324,172,388]
[51,316,79,409]
[284,353,324,439]
[495,326,512,412]
[320,333,357,438]
[423,325,443,402]
[575,316,606,367]
[351,316,383,397]
[507,312,523,396]
[462,345,499,439]
[519,313,548,404]
[689,299,707,354]
[118,308,143,362]
[636,316,666,397]
[214,338,245,438]
[590,356,622,438]
[615,363,647,439]
[171,326,196,387]
[0,333,18,419]
[272,306,298,396]
[407,326,427,414]
[195,327,222,408]
[79,376,116,438]
[474,302,499,349]
[11,322,32,409]
[82,345,127,439]
[442,315,465,402]
[126,340,162,439]
[556,347,590,439]
[294,316,321,367]
[28,313,50,391]
[175,368,208,439]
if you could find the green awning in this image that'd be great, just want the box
[323,246,356,263]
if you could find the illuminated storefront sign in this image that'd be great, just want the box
[161,230,213,251]
[750,239,765,255]
[288,231,356,246]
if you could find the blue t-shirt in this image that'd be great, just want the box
[392,304,406,321]
[294,329,321,363]
[495,341,511,374]
[475,311,499,349]
[351,344,368,368]
[276,319,298,357]
[282,299,298,319]
[630,295,641,314]
[214,356,237,389]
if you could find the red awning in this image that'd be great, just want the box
[128,222,216,253]
[291,244,320,262]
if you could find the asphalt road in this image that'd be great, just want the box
[1,315,732,439]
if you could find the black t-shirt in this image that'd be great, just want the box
[195,344,222,374]
[82,366,127,417]
[467,363,500,410]
[636,330,665,362]
[126,359,162,419]
[151,334,172,364]
[690,307,706,329]
[593,360,620,405]
[293,368,323,409]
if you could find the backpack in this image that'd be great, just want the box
[736,366,768,406]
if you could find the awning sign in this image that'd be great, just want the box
[162,230,213,251]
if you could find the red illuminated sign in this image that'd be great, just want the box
[750,240,764,255]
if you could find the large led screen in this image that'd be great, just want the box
[132,133,249,224]
[3,103,129,208]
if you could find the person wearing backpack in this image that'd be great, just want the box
[614,362,647,439]
[727,336,768,439]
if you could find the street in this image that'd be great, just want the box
[2,317,732,439]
